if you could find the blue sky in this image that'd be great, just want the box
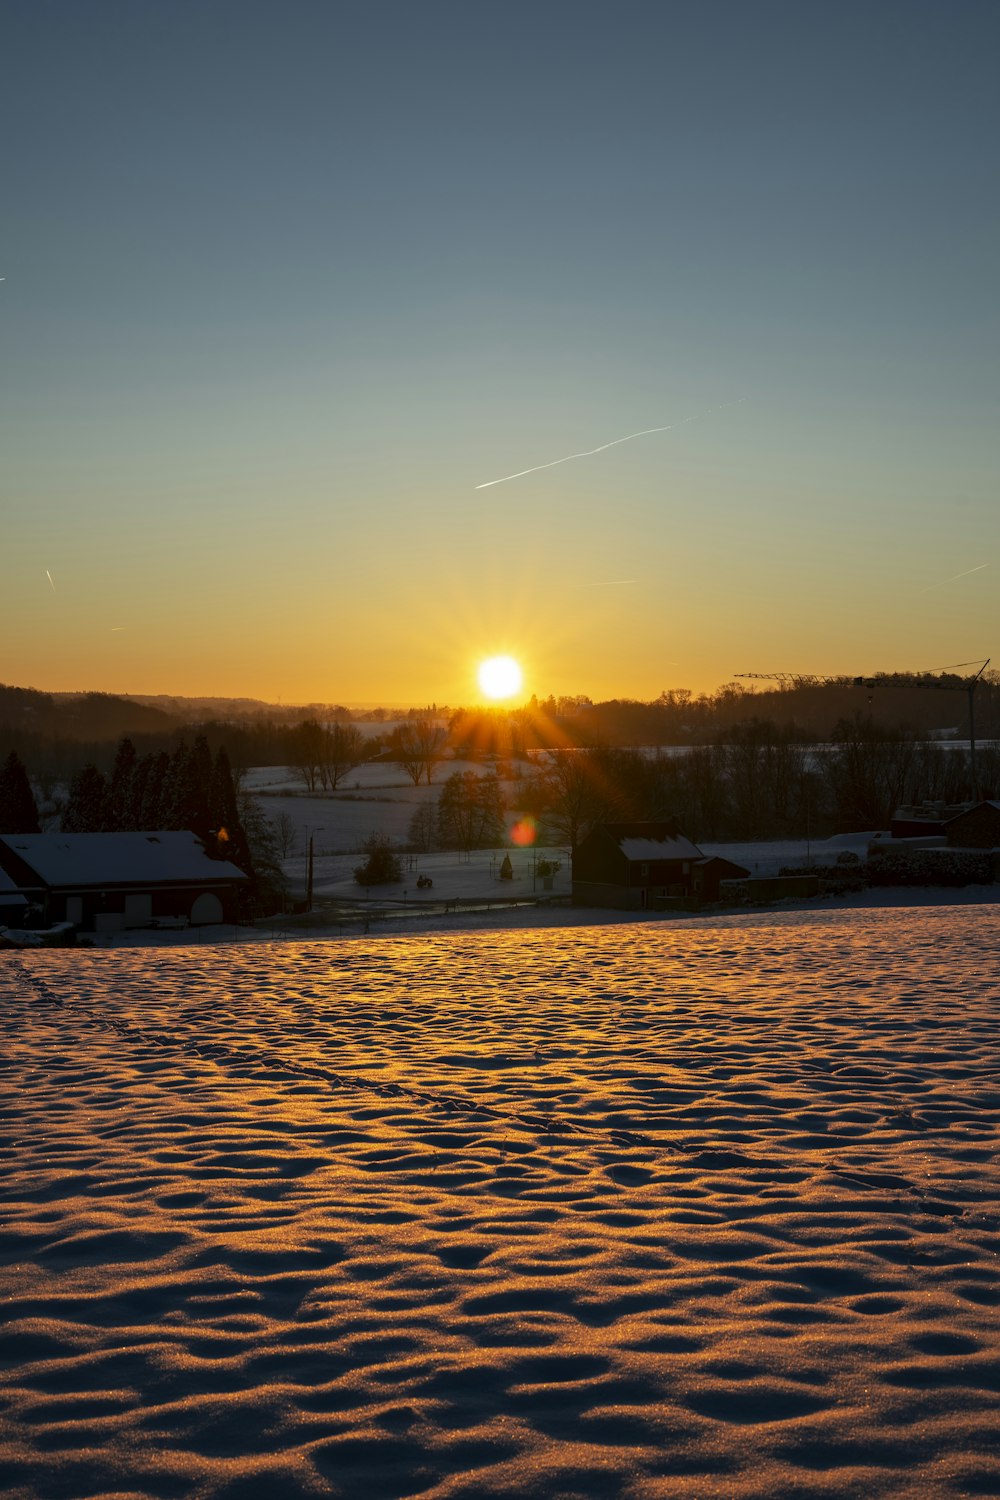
[3,0,997,703]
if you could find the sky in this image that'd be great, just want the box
[2,0,998,707]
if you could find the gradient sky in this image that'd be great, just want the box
[3,1,998,706]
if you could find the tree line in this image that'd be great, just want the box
[512,717,1000,848]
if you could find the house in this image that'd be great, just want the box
[572,822,749,910]
[0,831,248,932]
[944,801,1000,850]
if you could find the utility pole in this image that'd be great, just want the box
[306,826,324,910]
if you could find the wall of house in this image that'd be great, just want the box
[50,884,238,930]
[946,807,1000,849]
[572,881,645,910]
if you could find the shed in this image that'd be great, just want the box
[0,831,248,931]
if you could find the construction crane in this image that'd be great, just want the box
[735,660,991,797]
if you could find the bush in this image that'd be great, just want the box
[354,833,403,886]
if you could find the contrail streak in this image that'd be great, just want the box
[927,563,989,590]
[45,570,55,591]
[589,579,638,587]
[475,398,747,490]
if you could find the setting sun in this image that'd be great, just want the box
[478,655,523,700]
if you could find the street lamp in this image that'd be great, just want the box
[306,827,324,910]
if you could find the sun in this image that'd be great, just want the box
[478,655,523,700]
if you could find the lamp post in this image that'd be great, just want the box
[306,827,324,910]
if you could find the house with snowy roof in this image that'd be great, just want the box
[572,822,749,910]
[0,831,248,933]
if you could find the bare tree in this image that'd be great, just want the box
[407,801,438,852]
[436,771,505,852]
[394,718,447,785]
[320,722,369,790]
[288,720,325,792]
[272,811,298,859]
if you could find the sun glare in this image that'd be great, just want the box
[478,655,523,700]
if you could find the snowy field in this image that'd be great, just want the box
[3,907,1000,1499]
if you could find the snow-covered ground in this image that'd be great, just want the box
[246,758,532,857]
[3,906,1000,1498]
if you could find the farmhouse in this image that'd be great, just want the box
[0,831,248,933]
[572,822,748,910]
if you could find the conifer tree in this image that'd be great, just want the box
[139,751,170,829]
[209,747,253,874]
[0,751,41,834]
[108,738,137,831]
[163,743,212,835]
[62,765,108,832]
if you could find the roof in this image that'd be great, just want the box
[596,823,704,862]
[619,836,703,861]
[0,832,248,889]
[947,801,1000,818]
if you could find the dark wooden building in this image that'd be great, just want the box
[944,801,1000,850]
[890,801,972,838]
[0,831,248,933]
[572,822,749,910]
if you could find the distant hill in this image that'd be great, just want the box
[0,686,181,741]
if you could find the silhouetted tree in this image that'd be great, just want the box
[406,801,438,853]
[209,747,253,873]
[354,833,402,885]
[0,751,40,833]
[436,771,505,851]
[289,720,325,792]
[394,718,448,784]
[108,738,138,830]
[62,764,108,832]
[320,722,369,789]
[138,751,170,828]
[163,743,212,836]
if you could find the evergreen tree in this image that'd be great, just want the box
[162,743,212,835]
[108,737,138,830]
[0,751,41,833]
[62,764,108,832]
[139,751,171,828]
[209,747,253,874]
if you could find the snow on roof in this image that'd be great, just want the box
[0,832,247,888]
[618,836,703,862]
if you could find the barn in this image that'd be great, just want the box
[572,822,749,910]
[0,831,248,933]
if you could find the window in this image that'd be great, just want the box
[640,862,649,877]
